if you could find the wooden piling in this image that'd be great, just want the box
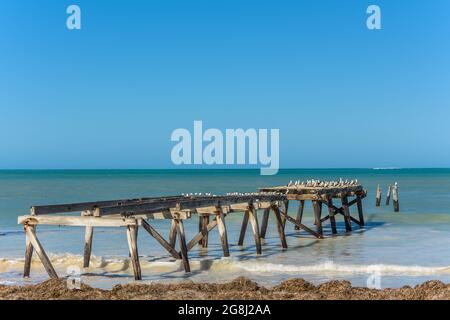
[376,184,382,207]
[215,207,229,257]
[23,225,34,278]
[271,204,288,249]
[341,196,352,232]
[199,215,209,248]
[326,197,337,234]
[169,219,177,248]
[238,211,249,246]
[385,185,392,206]
[356,195,365,226]
[126,224,142,280]
[260,208,270,239]
[393,182,400,212]
[174,219,191,272]
[312,200,323,236]
[294,200,305,231]
[247,205,262,254]
[83,226,94,268]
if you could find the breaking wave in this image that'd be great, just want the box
[1,254,449,277]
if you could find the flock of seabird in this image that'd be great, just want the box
[287,178,359,188]
[180,178,360,198]
[181,191,281,197]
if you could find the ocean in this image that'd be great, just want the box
[1,169,450,289]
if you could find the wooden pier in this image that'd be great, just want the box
[18,180,367,281]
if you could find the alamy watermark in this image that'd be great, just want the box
[66,5,81,30]
[66,265,81,290]
[171,121,279,175]
[366,265,382,289]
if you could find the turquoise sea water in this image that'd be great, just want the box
[1,169,450,288]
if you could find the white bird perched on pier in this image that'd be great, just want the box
[288,180,293,187]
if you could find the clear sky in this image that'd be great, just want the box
[1,0,449,169]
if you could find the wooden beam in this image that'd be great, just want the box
[24,225,58,279]
[93,195,285,217]
[18,215,137,227]
[278,210,323,239]
[126,224,141,280]
[31,195,184,215]
[140,219,181,259]
[83,226,94,268]
[175,219,190,272]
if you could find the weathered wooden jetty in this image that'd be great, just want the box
[259,179,366,237]
[18,180,366,281]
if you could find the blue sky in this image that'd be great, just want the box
[1,0,449,169]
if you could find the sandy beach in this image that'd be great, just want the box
[1,277,448,300]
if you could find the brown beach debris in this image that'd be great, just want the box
[0,277,448,300]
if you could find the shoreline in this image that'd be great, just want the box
[1,277,448,300]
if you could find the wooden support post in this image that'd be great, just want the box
[24,225,58,279]
[198,215,202,244]
[260,208,270,239]
[247,205,262,254]
[295,200,305,231]
[140,219,181,259]
[281,200,289,229]
[169,219,177,249]
[201,215,209,248]
[312,200,323,236]
[271,204,288,249]
[24,225,34,278]
[126,224,142,280]
[385,185,392,206]
[215,207,229,257]
[393,182,400,212]
[238,211,249,246]
[375,184,382,207]
[83,226,94,268]
[174,219,190,272]
[341,196,352,232]
[356,195,365,226]
[326,197,337,234]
